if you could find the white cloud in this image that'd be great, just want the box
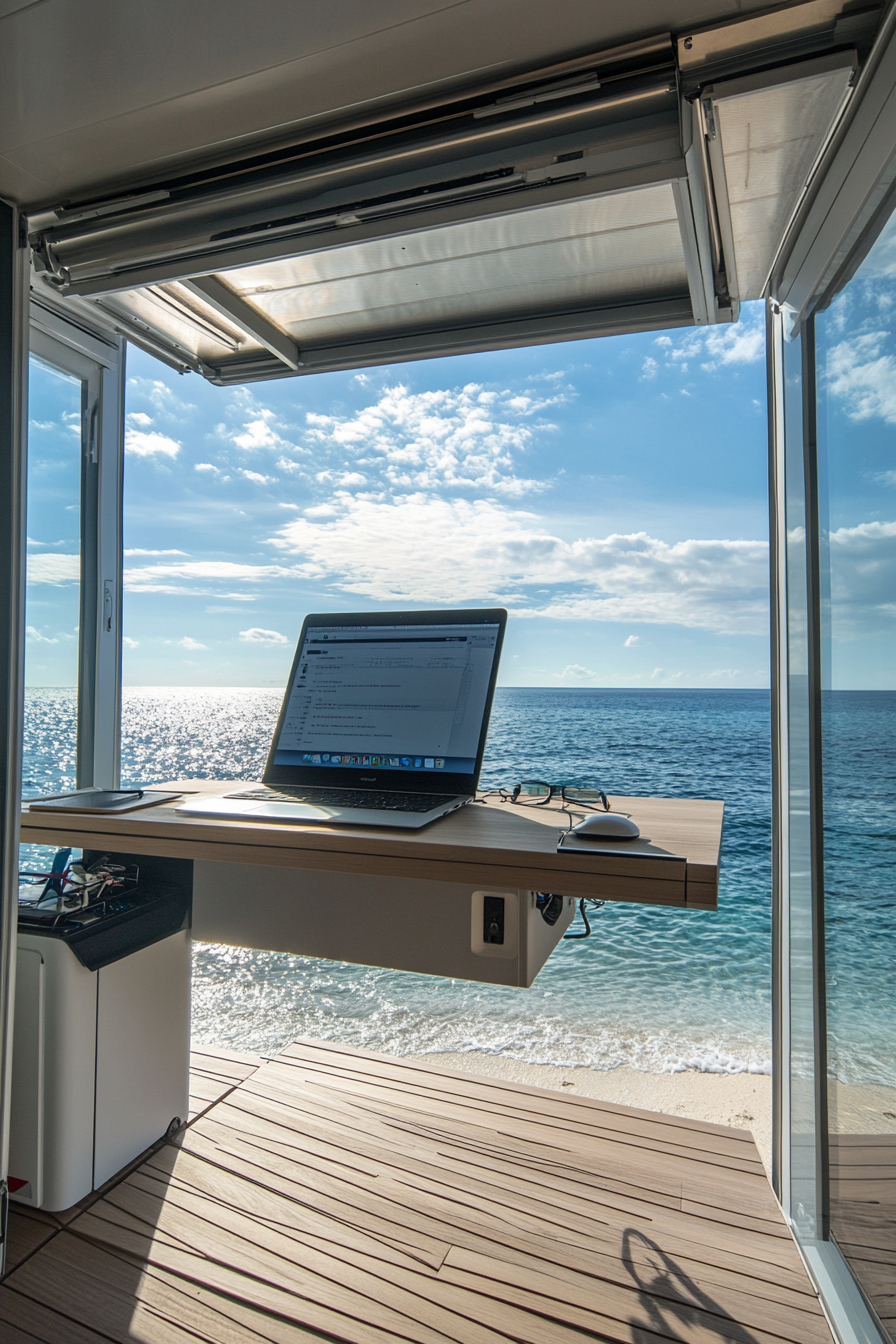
[27,553,80,584]
[640,357,658,381]
[233,413,280,451]
[302,381,566,498]
[240,469,275,485]
[125,561,293,584]
[876,470,896,486]
[825,332,896,424]
[651,305,765,376]
[269,494,770,634]
[624,635,640,647]
[195,463,219,474]
[179,636,206,651]
[127,411,152,427]
[552,664,595,681]
[123,559,300,595]
[226,401,305,461]
[29,420,56,431]
[122,636,139,649]
[701,321,764,369]
[125,429,181,458]
[239,627,289,644]
[827,519,896,636]
[127,377,194,419]
[26,626,58,644]
[124,548,188,557]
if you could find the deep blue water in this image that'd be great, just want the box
[822,692,896,1088]
[20,687,895,1082]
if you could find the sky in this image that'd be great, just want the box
[22,272,895,690]
[815,211,896,689]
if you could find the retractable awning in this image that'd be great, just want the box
[26,4,875,384]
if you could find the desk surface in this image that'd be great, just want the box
[20,780,723,909]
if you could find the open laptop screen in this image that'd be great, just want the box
[263,609,506,795]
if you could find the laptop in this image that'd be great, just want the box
[176,607,507,828]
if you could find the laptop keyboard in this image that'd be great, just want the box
[229,787,461,813]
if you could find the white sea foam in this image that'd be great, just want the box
[190,943,773,1077]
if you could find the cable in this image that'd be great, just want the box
[563,897,606,940]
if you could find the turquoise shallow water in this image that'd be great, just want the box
[20,687,895,1081]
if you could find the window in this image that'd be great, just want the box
[770,206,896,1344]
[22,317,125,799]
[23,352,83,795]
[816,208,896,1339]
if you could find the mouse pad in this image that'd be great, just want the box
[556,831,683,859]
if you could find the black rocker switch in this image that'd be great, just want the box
[483,895,505,944]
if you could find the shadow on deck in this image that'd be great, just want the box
[1,1040,833,1344]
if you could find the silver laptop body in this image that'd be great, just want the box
[176,608,506,829]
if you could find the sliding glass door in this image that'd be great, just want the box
[815,211,896,1342]
[771,201,896,1344]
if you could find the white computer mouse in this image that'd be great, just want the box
[572,812,640,839]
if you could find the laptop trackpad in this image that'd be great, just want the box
[249,802,332,820]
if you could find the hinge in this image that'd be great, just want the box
[703,99,718,140]
[83,398,99,464]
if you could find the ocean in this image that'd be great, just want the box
[20,687,895,1083]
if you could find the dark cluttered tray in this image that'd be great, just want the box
[18,849,192,970]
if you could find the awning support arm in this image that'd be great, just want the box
[181,275,302,370]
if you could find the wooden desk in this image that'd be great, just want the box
[20,780,723,910]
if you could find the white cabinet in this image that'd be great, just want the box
[9,929,191,1211]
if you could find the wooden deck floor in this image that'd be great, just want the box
[1,1040,833,1344]
[830,1133,896,1342]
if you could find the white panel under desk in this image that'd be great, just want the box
[94,929,192,1189]
[11,935,97,1211]
[192,862,575,988]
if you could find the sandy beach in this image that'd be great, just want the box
[408,1052,774,1170]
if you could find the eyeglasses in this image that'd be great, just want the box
[500,780,610,811]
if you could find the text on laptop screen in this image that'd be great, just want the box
[272,621,501,775]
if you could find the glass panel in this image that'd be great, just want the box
[817,209,896,1338]
[780,326,824,1237]
[23,355,84,798]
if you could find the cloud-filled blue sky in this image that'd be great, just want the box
[24,274,896,689]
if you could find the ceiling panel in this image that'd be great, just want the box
[0,0,774,207]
